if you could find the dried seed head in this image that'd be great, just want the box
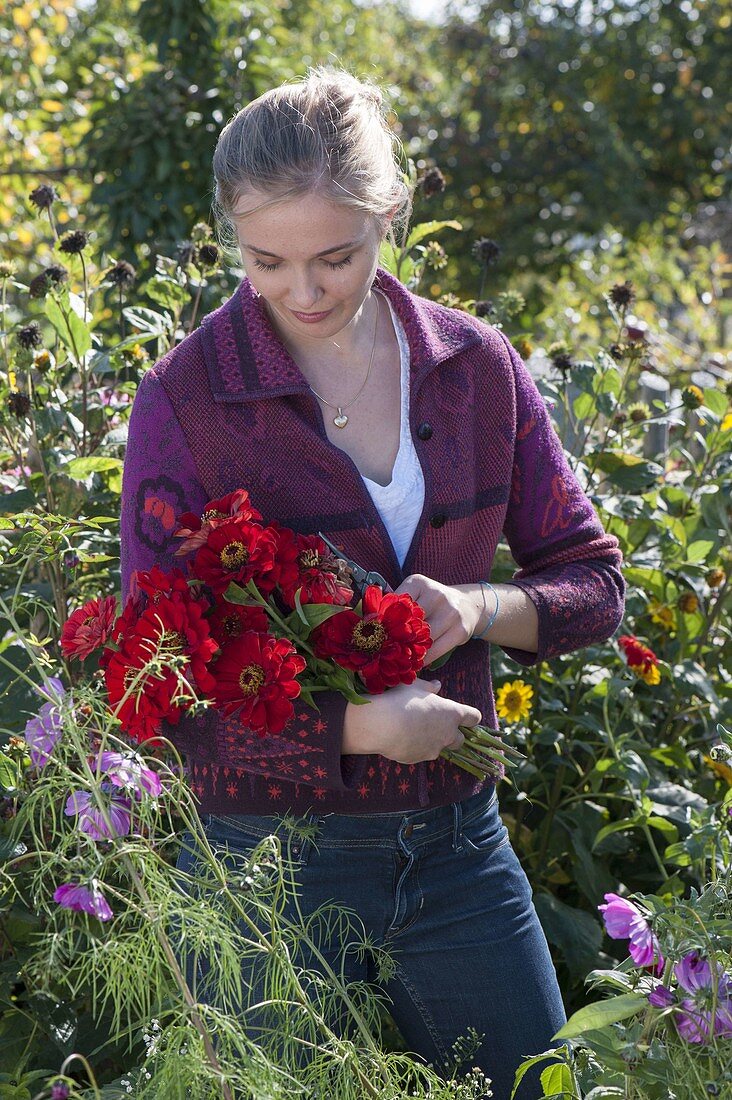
[17,321,43,349]
[472,237,501,267]
[29,273,51,299]
[197,243,220,269]
[29,183,59,210]
[8,390,32,418]
[59,229,90,255]
[418,166,446,198]
[678,592,699,614]
[706,567,725,588]
[608,280,635,309]
[474,299,495,319]
[107,259,137,287]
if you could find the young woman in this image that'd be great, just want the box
[120,68,625,1098]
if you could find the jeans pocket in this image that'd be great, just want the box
[202,814,313,873]
[460,790,510,855]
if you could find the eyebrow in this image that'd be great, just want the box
[244,240,359,260]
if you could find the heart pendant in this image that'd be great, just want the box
[333,412,348,428]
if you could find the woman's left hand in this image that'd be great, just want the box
[395,574,485,666]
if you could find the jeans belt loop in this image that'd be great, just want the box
[452,798,464,853]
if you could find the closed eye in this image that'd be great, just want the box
[252,255,353,273]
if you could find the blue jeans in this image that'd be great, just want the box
[174,786,566,1100]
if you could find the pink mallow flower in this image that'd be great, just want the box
[96,749,162,799]
[53,880,113,921]
[598,892,665,970]
[65,785,132,839]
[61,595,118,660]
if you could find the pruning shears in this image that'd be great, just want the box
[317,531,392,596]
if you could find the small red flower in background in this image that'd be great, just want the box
[210,631,306,734]
[312,585,431,693]
[61,596,118,660]
[194,516,278,595]
[618,634,661,686]
[277,532,354,609]
[207,599,269,646]
[175,489,262,556]
[133,564,191,603]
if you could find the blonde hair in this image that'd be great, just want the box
[212,67,411,254]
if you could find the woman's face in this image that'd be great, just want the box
[232,189,386,341]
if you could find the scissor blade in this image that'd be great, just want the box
[317,531,369,587]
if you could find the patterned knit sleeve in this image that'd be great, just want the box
[495,332,626,666]
[120,367,358,794]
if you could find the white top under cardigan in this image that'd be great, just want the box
[360,292,425,567]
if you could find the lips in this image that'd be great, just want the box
[290,307,333,323]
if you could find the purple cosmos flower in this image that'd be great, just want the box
[23,677,65,767]
[598,893,665,970]
[648,984,676,1008]
[53,880,113,921]
[51,1084,70,1100]
[65,784,132,839]
[97,750,162,799]
[672,952,732,1044]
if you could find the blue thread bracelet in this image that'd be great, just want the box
[474,581,499,641]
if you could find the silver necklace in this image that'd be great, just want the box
[307,293,380,428]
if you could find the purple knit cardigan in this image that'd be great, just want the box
[120,268,625,816]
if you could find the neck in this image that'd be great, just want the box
[264,291,379,372]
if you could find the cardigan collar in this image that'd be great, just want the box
[200,267,483,403]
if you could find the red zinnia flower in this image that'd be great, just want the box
[133,565,192,603]
[175,489,262,556]
[193,516,279,595]
[618,634,661,686]
[61,595,117,659]
[104,594,218,743]
[276,532,354,609]
[312,585,431,693]
[207,599,269,646]
[210,630,306,735]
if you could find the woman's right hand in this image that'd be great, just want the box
[341,680,481,764]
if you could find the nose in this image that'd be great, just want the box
[289,267,322,310]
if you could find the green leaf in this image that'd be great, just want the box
[540,1061,575,1097]
[510,1050,569,1099]
[123,305,171,335]
[647,816,678,842]
[686,539,715,563]
[0,753,19,793]
[703,387,728,416]
[44,293,91,360]
[593,816,643,849]
[65,456,123,480]
[593,451,662,492]
[572,391,595,420]
[534,894,602,981]
[553,994,648,1040]
[145,274,190,310]
[405,219,462,249]
[293,595,349,631]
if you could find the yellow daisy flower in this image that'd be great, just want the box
[721,411,732,432]
[496,679,534,723]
